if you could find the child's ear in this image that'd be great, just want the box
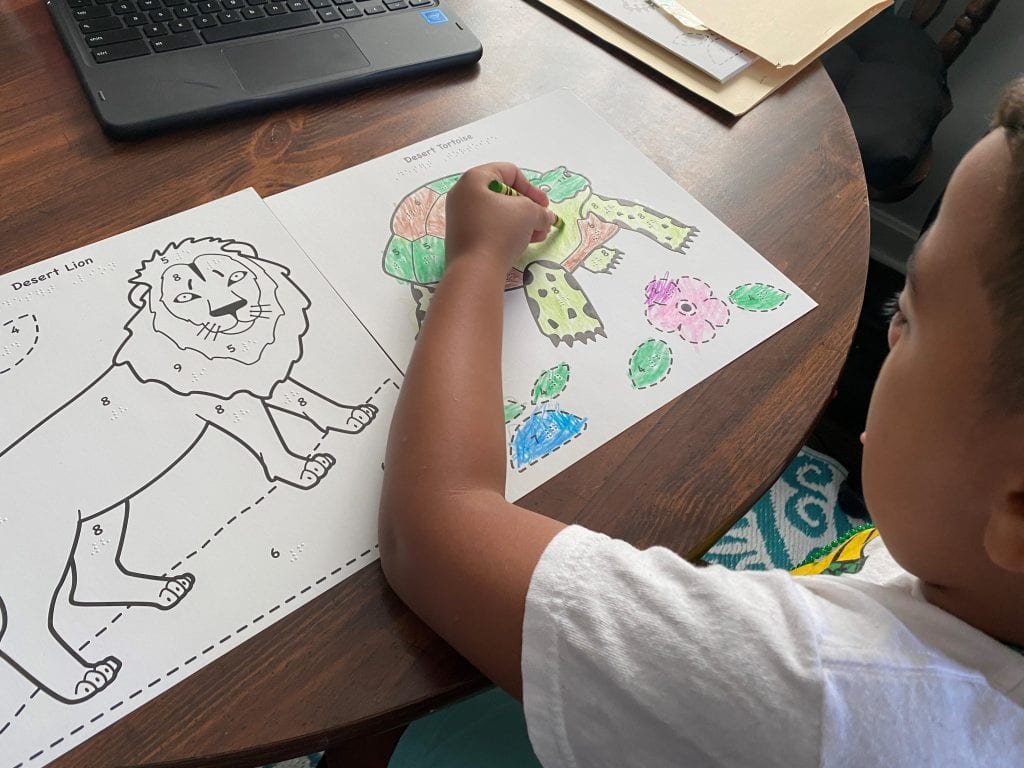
[983,491,1024,573]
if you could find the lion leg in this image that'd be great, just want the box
[70,502,195,609]
[0,514,121,703]
[268,379,379,435]
[204,393,336,489]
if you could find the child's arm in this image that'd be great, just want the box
[378,163,566,699]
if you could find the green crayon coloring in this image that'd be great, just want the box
[487,179,566,230]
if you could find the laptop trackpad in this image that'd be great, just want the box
[224,27,370,94]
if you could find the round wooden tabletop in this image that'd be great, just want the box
[1,0,869,765]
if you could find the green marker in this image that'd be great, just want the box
[487,178,565,230]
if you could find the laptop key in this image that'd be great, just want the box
[362,3,385,13]
[339,4,359,16]
[241,7,264,18]
[84,26,142,46]
[124,13,147,23]
[168,19,192,31]
[408,0,432,5]
[265,2,287,13]
[73,6,113,19]
[317,6,339,19]
[143,22,169,34]
[91,38,151,61]
[150,29,201,49]
[111,1,136,12]
[149,9,172,20]
[175,5,197,16]
[310,0,331,7]
[201,9,317,42]
[67,0,92,8]
[79,16,124,31]
[218,9,241,21]
[385,0,406,8]
[194,13,217,26]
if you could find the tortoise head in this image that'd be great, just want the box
[526,167,590,203]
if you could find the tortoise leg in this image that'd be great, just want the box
[410,283,435,332]
[522,260,605,347]
[583,193,698,253]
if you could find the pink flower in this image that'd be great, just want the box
[644,275,729,344]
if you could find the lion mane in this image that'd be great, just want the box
[113,237,310,399]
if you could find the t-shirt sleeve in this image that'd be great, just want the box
[522,525,824,768]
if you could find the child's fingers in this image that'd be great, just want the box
[477,162,550,208]
[507,167,550,208]
[529,208,556,243]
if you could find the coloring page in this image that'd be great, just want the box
[0,189,400,768]
[267,90,817,502]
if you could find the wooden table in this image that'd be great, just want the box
[1,0,869,765]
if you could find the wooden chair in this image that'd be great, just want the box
[823,0,1002,202]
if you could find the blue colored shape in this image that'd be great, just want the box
[421,9,448,23]
[511,406,586,470]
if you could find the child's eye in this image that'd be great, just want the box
[884,291,908,348]
[881,291,903,323]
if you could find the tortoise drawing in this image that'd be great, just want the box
[382,167,699,347]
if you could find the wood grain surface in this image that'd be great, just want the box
[0,0,869,765]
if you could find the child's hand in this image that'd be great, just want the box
[444,163,556,274]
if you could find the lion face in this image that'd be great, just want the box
[113,238,311,399]
[160,253,269,337]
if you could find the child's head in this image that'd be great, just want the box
[861,77,1024,615]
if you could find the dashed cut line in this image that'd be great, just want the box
[7,544,381,768]
[0,314,40,375]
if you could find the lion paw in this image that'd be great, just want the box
[156,573,195,609]
[300,453,335,486]
[72,657,121,701]
[333,404,379,434]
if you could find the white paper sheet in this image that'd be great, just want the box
[579,0,756,82]
[0,190,400,768]
[267,90,817,504]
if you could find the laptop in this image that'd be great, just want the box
[46,0,482,137]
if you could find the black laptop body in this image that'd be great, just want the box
[46,0,482,137]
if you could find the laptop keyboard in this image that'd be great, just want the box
[69,0,437,63]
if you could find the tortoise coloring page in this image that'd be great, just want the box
[0,190,400,768]
[267,91,817,501]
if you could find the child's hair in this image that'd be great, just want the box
[981,76,1024,413]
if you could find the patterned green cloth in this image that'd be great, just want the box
[703,446,858,571]
[266,446,860,768]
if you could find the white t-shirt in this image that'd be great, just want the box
[521,525,1024,767]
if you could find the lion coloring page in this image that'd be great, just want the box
[267,91,818,501]
[0,190,400,768]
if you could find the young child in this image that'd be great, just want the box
[377,79,1024,765]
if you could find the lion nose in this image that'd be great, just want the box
[210,298,247,318]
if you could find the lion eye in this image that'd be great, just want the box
[227,271,247,286]
[173,292,200,304]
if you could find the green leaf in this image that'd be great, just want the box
[503,399,525,424]
[628,339,673,390]
[729,283,790,312]
[531,363,571,404]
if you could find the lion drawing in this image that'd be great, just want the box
[0,237,377,704]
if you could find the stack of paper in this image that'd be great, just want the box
[536,0,891,115]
